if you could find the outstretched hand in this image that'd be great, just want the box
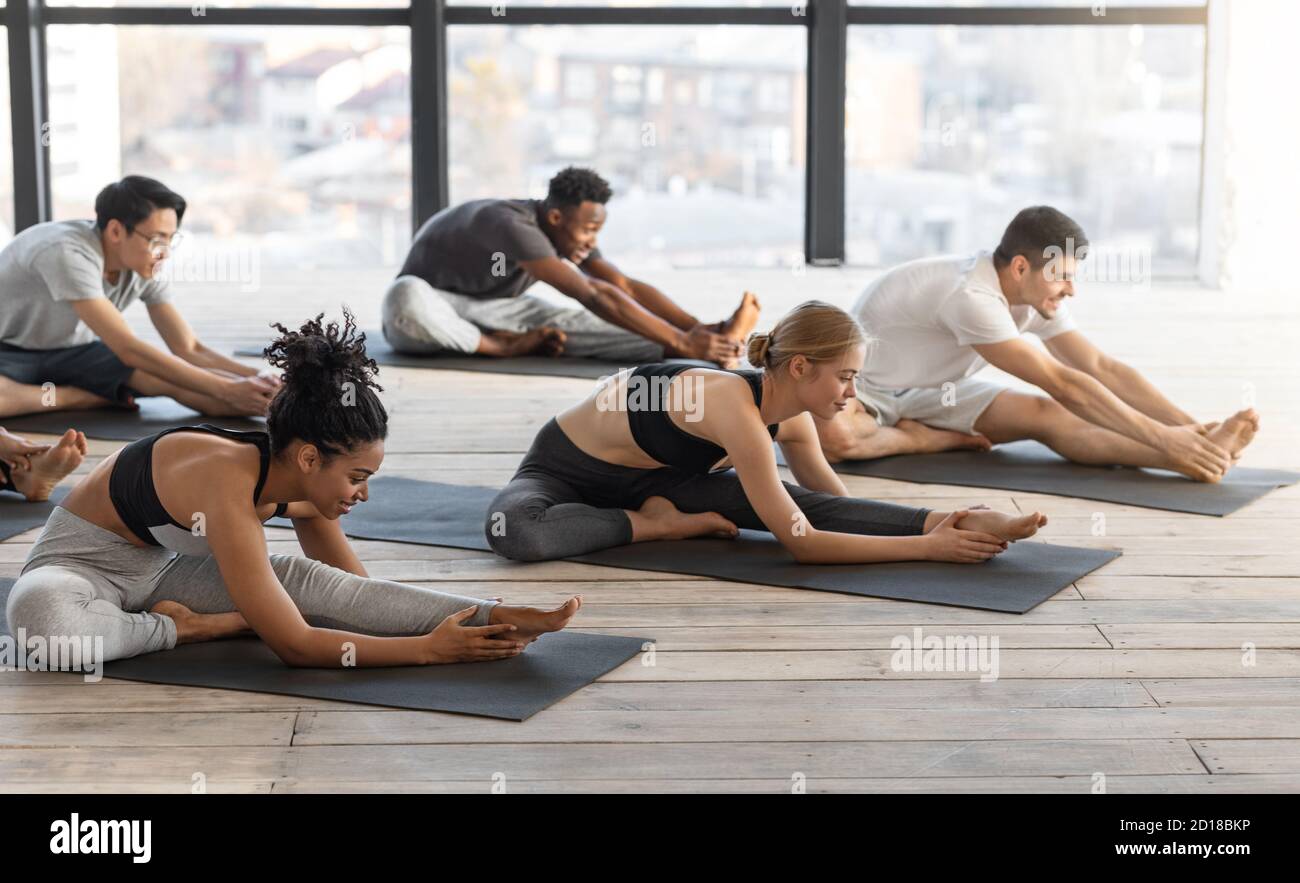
[0,428,51,470]
[424,605,526,663]
[923,510,1008,564]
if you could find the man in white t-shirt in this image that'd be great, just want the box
[815,206,1257,483]
[0,176,278,431]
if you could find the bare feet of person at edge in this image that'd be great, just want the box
[9,429,88,502]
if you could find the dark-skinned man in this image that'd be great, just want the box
[381,166,761,367]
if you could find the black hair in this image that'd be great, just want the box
[94,175,188,232]
[262,309,388,461]
[544,166,613,212]
[993,206,1089,269]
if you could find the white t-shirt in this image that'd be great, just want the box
[851,251,1076,391]
[0,219,172,350]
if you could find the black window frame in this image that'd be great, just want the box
[3,1,1210,266]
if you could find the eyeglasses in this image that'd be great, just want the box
[129,228,184,255]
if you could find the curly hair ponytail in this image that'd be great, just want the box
[262,308,388,459]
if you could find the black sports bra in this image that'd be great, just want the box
[625,363,779,474]
[108,423,288,556]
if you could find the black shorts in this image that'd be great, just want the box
[0,340,137,404]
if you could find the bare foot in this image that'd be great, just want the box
[150,600,251,645]
[896,419,992,454]
[719,291,762,344]
[955,509,1047,542]
[628,495,739,542]
[1205,408,1259,460]
[489,596,583,643]
[10,429,87,502]
[480,327,567,358]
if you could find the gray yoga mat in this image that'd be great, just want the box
[235,333,716,380]
[3,398,264,441]
[0,577,648,721]
[793,440,1300,517]
[268,477,1120,614]
[0,486,69,542]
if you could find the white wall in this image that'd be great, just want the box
[1204,0,1300,292]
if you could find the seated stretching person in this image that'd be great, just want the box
[485,301,1045,565]
[0,175,277,421]
[814,206,1256,482]
[6,312,579,669]
[382,166,760,367]
[0,426,87,502]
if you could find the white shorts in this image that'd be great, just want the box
[855,377,1007,435]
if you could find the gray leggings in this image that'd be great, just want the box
[6,506,498,667]
[485,418,931,561]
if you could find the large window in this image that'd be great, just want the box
[46,25,411,269]
[845,24,1205,273]
[447,1,793,5]
[449,24,806,268]
[6,2,1212,274]
[848,1,1202,5]
[48,1,406,7]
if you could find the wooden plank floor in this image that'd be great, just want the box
[3,267,1298,793]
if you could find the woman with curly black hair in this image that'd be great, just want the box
[7,309,580,669]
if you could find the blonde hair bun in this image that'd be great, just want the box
[755,300,866,370]
[746,332,773,367]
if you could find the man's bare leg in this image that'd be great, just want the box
[0,374,119,419]
[813,398,992,463]
[973,391,1259,478]
[124,368,251,417]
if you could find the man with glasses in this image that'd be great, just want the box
[0,176,278,435]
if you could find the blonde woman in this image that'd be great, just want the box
[486,300,1046,564]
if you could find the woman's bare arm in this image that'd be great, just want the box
[775,412,848,497]
[674,378,922,564]
[281,501,368,578]
[702,383,1004,565]
[205,488,519,667]
[207,493,441,666]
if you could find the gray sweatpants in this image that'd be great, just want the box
[6,506,499,668]
[381,274,665,362]
[486,418,932,561]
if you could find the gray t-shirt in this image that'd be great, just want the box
[0,219,173,350]
[398,198,602,299]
